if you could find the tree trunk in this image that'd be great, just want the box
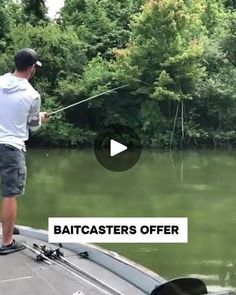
[170,101,180,149]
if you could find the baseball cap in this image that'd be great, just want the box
[14,48,42,70]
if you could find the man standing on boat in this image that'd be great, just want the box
[0,48,47,255]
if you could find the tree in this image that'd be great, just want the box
[192,10,236,147]
[1,0,235,148]
[113,0,207,147]
[21,0,49,25]
[0,0,10,40]
[60,0,144,59]
[224,0,236,9]
[0,0,20,72]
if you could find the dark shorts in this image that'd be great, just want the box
[0,144,26,197]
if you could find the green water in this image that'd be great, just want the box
[18,149,236,291]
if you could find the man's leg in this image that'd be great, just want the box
[0,146,26,254]
[2,197,17,246]
[0,195,25,254]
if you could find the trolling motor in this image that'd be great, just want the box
[149,277,236,295]
[149,278,207,295]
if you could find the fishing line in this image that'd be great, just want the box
[46,84,128,117]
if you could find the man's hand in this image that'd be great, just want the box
[40,112,48,124]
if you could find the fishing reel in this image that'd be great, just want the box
[33,243,64,259]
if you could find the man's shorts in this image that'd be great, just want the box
[0,144,26,197]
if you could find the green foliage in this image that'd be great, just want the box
[60,0,144,59]
[1,0,236,148]
[0,1,10,40]
[31,118,96,147]
[111,0,207,146]
[21,0,49,25]
[224,0,236,9]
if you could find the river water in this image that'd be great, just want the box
[19,149,236,291]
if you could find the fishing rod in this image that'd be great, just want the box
[24,242,125,295]
[23,242,51,265]
[23,243,113,295]
[34,243,125,295]
[46,84,129,118]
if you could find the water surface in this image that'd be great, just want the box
[18,149,236,291]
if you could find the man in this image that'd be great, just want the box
[0,48,47,255]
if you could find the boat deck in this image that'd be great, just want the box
[0,230,147,295]
[2,226,234,295]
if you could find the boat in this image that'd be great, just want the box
[0,225,235,295]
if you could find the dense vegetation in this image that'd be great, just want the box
[0,0,236,148]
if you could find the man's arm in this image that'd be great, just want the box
[27,97,47,131]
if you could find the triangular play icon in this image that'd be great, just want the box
[110,139,127,157]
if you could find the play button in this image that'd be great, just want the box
[110,140,127,157]
[94,124,142,172]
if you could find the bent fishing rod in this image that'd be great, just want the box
[46,84,128,118]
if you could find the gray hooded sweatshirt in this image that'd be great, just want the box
[0,73,41,150]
